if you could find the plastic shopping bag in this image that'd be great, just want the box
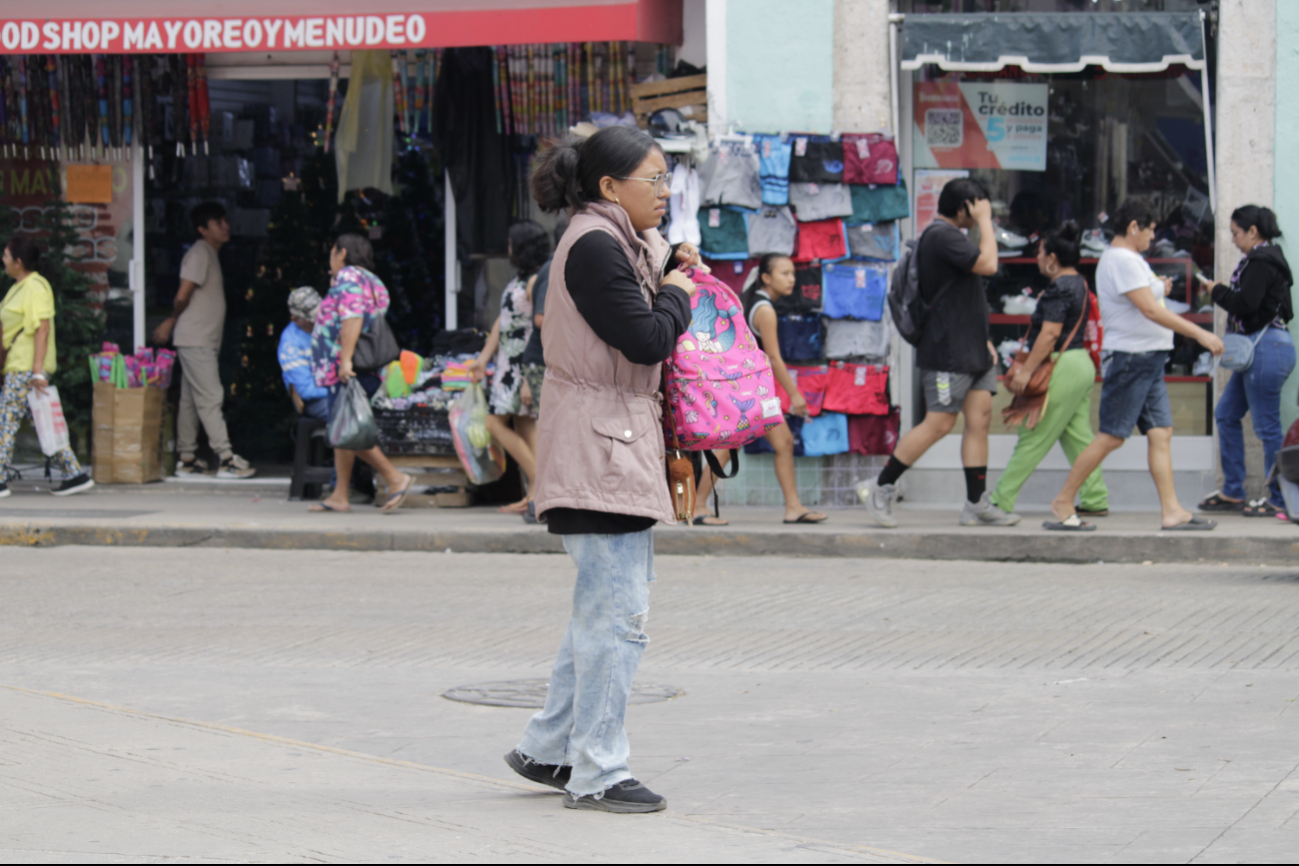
[449,382,505,485]
[327,378,379,451]
[27,385,71,456]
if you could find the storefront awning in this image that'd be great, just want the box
[901,12,1206,74]
[0,0,682,53]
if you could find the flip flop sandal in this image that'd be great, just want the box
[308,501,350,513]
[692,515,729,526]
[1077,508,1109,517]
[1198,493,1245,512]
[1242,499,1281,518]
[1162,516,1217,531]
[1042,514,1096,532]
[380,477,413,513]
[783,512,828,524]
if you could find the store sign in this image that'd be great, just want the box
[913,81,1049,172]
[0,15,432,53]
[0,3,679,53]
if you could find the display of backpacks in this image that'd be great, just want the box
[663,266,783,451]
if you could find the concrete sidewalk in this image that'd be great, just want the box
[0,476,1296,563]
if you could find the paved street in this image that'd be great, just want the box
[3,547,1299,862]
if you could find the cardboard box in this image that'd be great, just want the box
[376,466,472,508]
[92,382,165,484]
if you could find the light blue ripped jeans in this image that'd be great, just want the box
[517,529,655,797]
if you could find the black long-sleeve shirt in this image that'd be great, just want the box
[545,231,692,536]
[1212,244,1294,333]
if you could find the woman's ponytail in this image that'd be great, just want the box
[1231,205,1283,241]
[531,139,585,213]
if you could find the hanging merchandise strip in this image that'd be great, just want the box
[0,58,7,157]
[195,53,209,154]
[17,54,28,157]
[391,50,407,138]
[324,51,339,153]
[138,55,152,175]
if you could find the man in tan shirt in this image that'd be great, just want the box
[152,202,255,479]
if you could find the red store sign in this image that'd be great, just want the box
[0,4,682,53]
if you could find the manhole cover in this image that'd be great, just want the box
[443,679,683,708]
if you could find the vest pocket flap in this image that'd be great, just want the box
[591,415,655,445]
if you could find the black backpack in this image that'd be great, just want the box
[888,224,954,346]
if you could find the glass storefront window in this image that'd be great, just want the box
[901,1,1207,13]
[909,63,1216,434]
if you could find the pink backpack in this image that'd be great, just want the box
[663,267,783,450]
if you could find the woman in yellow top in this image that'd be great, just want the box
[0,237,94,498]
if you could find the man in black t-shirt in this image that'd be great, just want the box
[858,178,1018,527]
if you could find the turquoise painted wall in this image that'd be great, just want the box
[1279,0,1299,432]
[726,0,835,133]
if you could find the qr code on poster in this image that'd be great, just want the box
[925,109,963,148]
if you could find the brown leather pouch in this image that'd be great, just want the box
[666,448,696,521]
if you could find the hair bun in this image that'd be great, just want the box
[1056,220,1080,243]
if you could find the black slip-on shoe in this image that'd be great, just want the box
[504,749,570,791]
[563,778,666,813]
[51,474,95,497]
[0,482,10,499]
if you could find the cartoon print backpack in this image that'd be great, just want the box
[663,267,783,451]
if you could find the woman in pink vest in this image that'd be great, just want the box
[502,126,698,814]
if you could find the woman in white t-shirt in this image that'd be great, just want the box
[1045,199,1223,532]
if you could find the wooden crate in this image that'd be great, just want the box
[377,461,472,508]
[629,74,707,129]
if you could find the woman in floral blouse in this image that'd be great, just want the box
[308,233,413,514]
[470,221,552,517]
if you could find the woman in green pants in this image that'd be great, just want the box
[991,222,1109,516]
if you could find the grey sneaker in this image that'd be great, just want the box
[563,779,666,813]
[216,454,257,479]
[856,478,898,528]
[960,492,1021,526]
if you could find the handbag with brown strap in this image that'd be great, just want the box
[1002,286,1089,429]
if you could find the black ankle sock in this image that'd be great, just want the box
[964,466,987,503]
[878,456,909,487]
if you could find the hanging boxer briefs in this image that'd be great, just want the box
[801,410,849,456]
[777,316,824,363]
[824,318,892,360]
[823,363,890,415]
[822,262,888,321]
[846,221,900,261]
[746,206,797,256]
[848,408,900,456]
[753,133,792,206]
[792,219,848,263]
[842,133,899,185]
[850,180,911,224]
[698,141,763,210]
[703,256,759,295]
[789,182,854,223]
[700,206,751,260]
[744,413,804,456]
[788,136,844,184]
[787,363,829,415]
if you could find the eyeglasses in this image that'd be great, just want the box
[617,172,673,194]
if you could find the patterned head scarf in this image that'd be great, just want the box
[287,286,322,322]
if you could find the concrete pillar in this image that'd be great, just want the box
[1276,1,1299,435]
[833,0,893,134]
[1213,0,1277,499]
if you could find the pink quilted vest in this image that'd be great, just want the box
[664,267,783,450]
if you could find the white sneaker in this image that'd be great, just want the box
[857,478,898,528]
[960,492,1021,526]
[174,457,210,476]
[216,454,257,479]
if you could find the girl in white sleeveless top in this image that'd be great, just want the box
[695,254,827,525]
